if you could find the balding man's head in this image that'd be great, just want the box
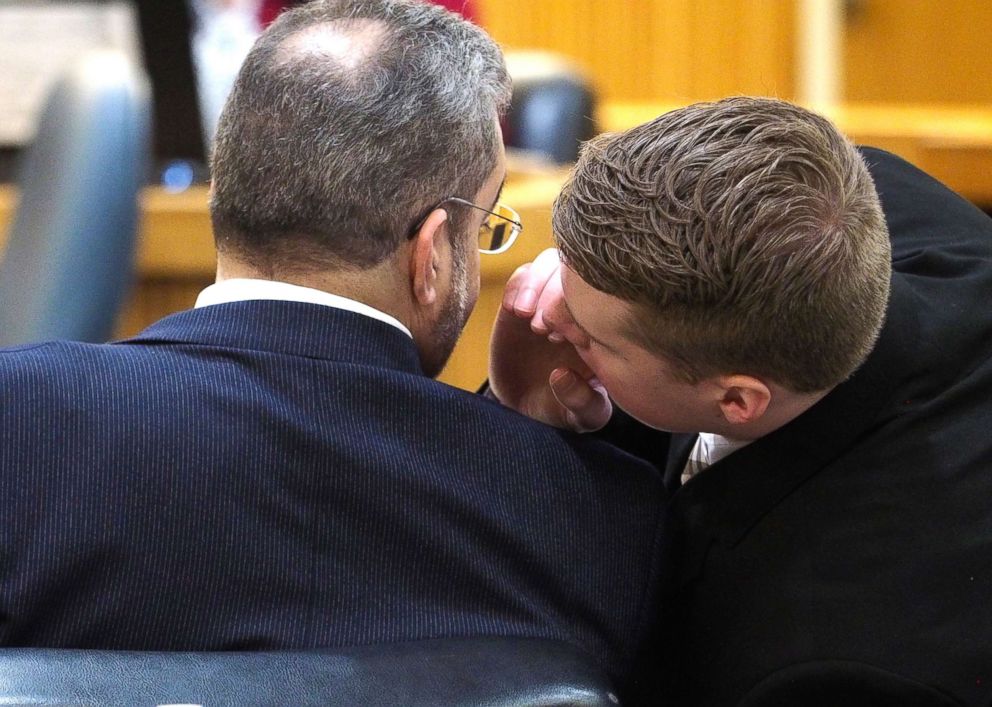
[210,0,511,273]
[274,19,388,73]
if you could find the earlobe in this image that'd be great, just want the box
[410,208,448,306]
[717,375,771,426]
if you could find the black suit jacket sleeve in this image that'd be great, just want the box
[861,145,991,260]
[737,661,964,707]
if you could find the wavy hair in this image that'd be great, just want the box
[554,97,891,392]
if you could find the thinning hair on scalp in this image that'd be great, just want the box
[554,97,892,393]
[210,0,511,270]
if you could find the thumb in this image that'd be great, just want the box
[549,368,613,432]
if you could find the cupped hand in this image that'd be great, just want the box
[489,248,612,432]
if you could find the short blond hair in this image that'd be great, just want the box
[553,97,891,393]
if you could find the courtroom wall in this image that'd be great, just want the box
[844,0,992,104]
[478,0,992,106]
[479,0,796,102]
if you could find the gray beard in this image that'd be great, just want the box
[420,248,471,379]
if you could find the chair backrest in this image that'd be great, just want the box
[0,49,150,346]
[504,51,598,164]
[0,637,620,706]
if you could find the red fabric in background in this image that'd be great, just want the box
[258,0,288,27]
[258,0,479,27]
[427,0,479,22]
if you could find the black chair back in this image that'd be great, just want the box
[504,51,598,165]
[0,637,620,706]
[0,49,150,346]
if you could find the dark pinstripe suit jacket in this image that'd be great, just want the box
[0,301,666,689]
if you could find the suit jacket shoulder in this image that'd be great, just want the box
[0,301,667,696]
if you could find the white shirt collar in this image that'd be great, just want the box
[681,432,752,486]
[194,278,413,339]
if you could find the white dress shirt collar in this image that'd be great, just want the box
[194,278,413,339]
[681,432,751,486]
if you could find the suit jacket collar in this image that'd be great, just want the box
[671,276,922,554]
[663,434,695,492]
[124,300,425,376]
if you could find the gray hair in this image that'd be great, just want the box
[210,0,511,270]
[554,97,892,393]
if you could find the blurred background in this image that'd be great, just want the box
[0,0,990,388]
[485,0,992,106]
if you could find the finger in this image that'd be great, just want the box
[531,266,564,336]
[549,368,613,432]
[502,262,532,312]
[512,248,561,318]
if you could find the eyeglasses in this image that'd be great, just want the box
[411,197,523,254]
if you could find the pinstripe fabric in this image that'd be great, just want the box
[0,301,666,690]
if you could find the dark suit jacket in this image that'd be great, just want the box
[0,301,667,691]
[613,148,992,706]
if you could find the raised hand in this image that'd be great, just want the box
[489,249,612,431]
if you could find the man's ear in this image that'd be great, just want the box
[409,208,448,306]
[716,374,771,425]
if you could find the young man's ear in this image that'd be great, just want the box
[409,208,448,306]
[716,374,771,425]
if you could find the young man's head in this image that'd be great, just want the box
[209,0,512,376]
[549,97,892,435]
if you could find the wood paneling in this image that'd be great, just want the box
[479,0,796,103]
[482,0,992,106]
[844,0,992,104]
